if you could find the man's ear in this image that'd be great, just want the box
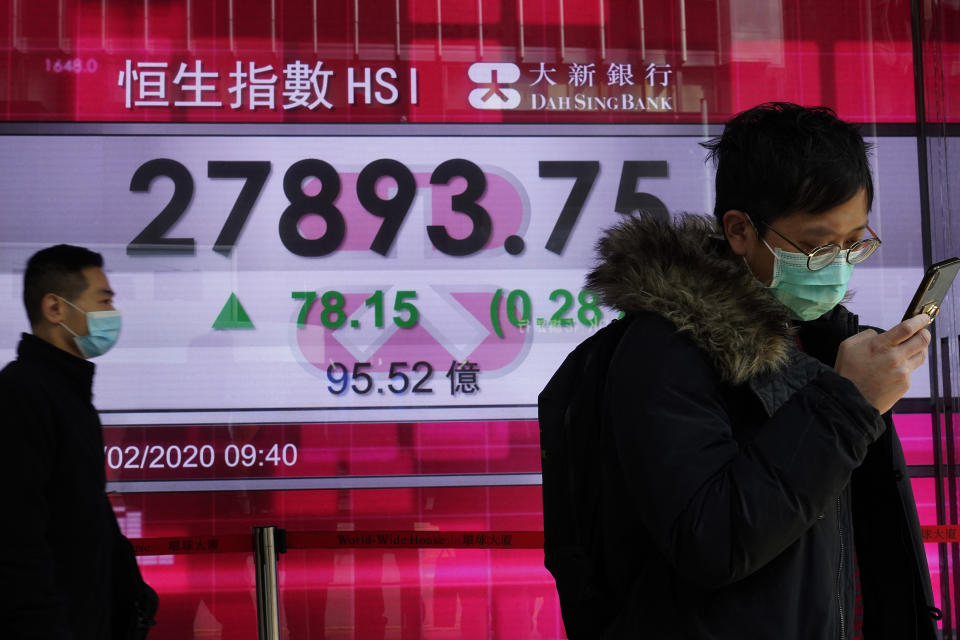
[40,293,66,326]
[722,210,754,257]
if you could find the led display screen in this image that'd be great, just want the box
[0,1,946,637]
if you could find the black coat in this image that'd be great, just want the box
[540,216,938,639]
[0,333,155,639]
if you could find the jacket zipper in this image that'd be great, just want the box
[836,496,847,640]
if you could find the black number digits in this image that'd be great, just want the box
[127,158,196,255]
[614,161,669,221]
[209,161,271,256]
[279,159,346,257]
[357,159,417,256]
[540,161,600,255]
[388,362,410,393]
[411,361,434,393]
[351,362,374,394]
[427,159,492,256]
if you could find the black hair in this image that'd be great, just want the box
[702,102,874,230]
[23,244,104,326]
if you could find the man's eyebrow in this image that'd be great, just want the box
[805,223,867,238]
[99,288,115,297]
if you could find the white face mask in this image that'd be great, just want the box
[58,297,122,358]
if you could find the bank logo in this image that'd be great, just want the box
[468,63,521,110]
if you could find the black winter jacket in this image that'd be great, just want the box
[540,216,938,639]
[0,333,156,639]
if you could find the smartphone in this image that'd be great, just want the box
[902,257,960,322]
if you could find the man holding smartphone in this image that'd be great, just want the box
[540,103,938,639]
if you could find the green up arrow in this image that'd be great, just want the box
[212,293,255,330]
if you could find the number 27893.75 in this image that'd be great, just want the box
[126,158,669,258]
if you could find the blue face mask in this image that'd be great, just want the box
[58,297,122,358]
[761,239,854,321]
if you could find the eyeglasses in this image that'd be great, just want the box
[758,220,882,271]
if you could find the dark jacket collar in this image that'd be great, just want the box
[17,332,95,400]
[586,215,858,386]
[795,306,861,368]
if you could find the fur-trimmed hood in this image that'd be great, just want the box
[586,214,796,386]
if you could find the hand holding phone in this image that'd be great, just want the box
[836,258,957,414]
[836,314,932,414]
[902,257,960,322]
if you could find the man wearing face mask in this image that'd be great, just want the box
[0,245,157,639]
[540,103,938,639]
